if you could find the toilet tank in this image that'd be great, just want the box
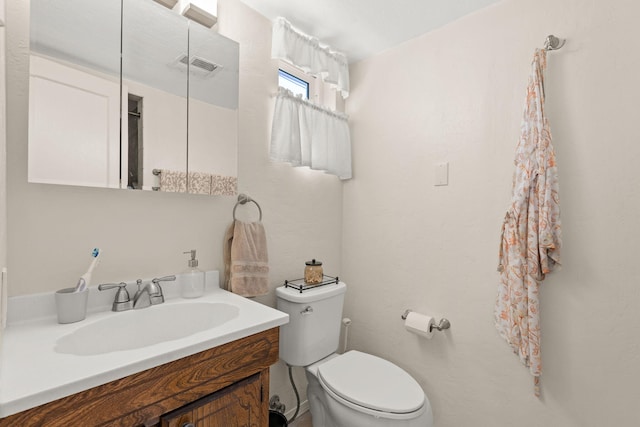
[276,282,346,367]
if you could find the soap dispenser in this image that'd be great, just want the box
[181,249,205,298]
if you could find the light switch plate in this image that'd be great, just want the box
[434,162,449,186]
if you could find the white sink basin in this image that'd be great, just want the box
[55,302,239,356]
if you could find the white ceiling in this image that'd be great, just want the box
[239,0,501,63]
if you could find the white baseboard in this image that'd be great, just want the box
[285,399,310,421]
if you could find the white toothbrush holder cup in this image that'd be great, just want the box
[55,287,89,324]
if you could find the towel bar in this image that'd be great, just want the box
[233,193,263,221]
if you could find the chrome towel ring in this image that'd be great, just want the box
[233,193,263,221]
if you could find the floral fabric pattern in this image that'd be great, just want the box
[211,174,237,196]
[158,169,187,193]
[187,171,212,195]
[496,49,562,396]
[157,170,237,196]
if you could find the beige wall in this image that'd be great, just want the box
[5,0,341,408]
[6,0,640,424]
[344,0,640,425]
[1,0,6,346]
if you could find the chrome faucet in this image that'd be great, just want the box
[98,282,133,312]
[132,275,176,309]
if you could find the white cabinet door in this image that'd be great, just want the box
[28,55,120,188]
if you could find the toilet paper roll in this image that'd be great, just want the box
[404,312,435,339]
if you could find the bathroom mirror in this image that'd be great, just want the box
[187,22,239,195]
[29,0,121,188]
[28,0,239,194]
[122,0,189,191]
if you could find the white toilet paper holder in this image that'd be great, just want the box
[401,310,451,332]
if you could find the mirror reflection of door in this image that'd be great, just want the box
[28,0,121,188]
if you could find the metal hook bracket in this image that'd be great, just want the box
[233,193,263,221]
[431,318,451,332]
[544,35,566,51]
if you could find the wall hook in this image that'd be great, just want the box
[544,35,566,51]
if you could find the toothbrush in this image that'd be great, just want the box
[74,248,101,292]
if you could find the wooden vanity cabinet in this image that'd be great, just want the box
[0,328,279,427]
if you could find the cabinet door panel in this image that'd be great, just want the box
[161,373,262,427]
[28,55,120,188]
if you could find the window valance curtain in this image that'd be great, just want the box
[270,88,352,180]
[271,17,350,98]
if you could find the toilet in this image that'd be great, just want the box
[276,282,433,427]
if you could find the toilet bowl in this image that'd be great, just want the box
[306,351,433,427]
[276,282,434,427]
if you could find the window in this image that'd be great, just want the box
[278,61,317,103]
[277,61,343,112]
[278,69,309,99]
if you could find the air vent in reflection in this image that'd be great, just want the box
[175,55,222,76]
[191,57,218,72]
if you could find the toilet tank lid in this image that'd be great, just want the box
[276,281,346,303]
[317,350,425,414]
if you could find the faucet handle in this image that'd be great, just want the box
[149,276,174,305]
[98,282,132,312]
[152,275,176,284]
[98,282,127,297]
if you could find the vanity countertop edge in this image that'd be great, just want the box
[0,286,289,418]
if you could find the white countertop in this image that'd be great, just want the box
[0,277,288,418]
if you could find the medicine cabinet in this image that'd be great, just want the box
[28,0,239,193]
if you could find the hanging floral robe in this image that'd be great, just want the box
[496,49,562,396]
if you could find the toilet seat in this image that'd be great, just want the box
[317,351,425,416]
